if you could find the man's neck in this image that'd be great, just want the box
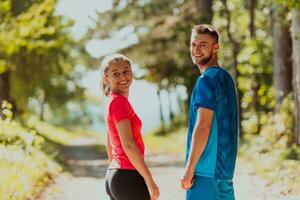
[198,53,219,73]
[198,60,219,73]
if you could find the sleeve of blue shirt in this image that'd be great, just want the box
[194,76,217,111]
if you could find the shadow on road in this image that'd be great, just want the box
[146,154,185,168]
[55,143,108,178]
[44,137,186,180]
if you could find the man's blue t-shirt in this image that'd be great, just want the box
[186,66,238,180]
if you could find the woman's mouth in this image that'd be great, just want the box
[119,81,129,85]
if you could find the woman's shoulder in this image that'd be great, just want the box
[108,93,130,109]
[110,93,128,102]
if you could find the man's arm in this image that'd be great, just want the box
[181,107,214,190]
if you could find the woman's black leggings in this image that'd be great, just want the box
[105,168,150,200]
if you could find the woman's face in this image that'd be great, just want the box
[104,60,133,95]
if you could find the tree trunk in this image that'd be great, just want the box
[174,87,186,120]
[193,0,213,22]
[0,71,10,118]
[39,89,47,121]
[249,0,257,38]
[291,9,300,146]
[167,88,174,122]
[157,89,165,127]
[272,6,293,109]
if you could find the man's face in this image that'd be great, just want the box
[190,33,219,66]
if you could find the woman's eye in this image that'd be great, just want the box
[112,73,119,77]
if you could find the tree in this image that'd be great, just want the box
[272,4,292,108]
[89,0,213,126]
[0,0,89,125]
[291,6,300,146]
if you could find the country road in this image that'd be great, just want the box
[39,138,299,200]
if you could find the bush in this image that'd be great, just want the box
[0,101,61,200]
[239,95,300,194]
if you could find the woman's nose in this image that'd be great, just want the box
[119,74,127,80]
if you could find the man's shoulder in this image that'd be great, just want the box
[197,74,215,88]
[206,67,235,84]
[194,75,217,96]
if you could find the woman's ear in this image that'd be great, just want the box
[103,76,109,85]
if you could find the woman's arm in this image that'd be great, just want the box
[116,119,159,200]
[106,132,113,163]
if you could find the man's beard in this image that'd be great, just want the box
[198,48,214,65]
[199,53,213,65]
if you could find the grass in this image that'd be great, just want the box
[238,134,300,196]
[144,126,187,154]
[26,116,82,145]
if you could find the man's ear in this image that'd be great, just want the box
[213,43,219,53]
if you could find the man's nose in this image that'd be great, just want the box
[192,47,200,54]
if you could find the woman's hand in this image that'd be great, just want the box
[145,178,160,200]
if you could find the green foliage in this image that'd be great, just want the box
[281,144,300,160]
[240,95,300,193]
[0,0,92,127]
[243,94,294,141]
[0,102,61,200]
[0,101,43,149]
[89,0,205,101]
[90,0,280,134]
[26,115,81,145]
[215,0,276,135]
[273,0,300,9]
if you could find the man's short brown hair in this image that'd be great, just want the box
[192,24,220,43]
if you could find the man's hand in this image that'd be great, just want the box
[181,168,194,190]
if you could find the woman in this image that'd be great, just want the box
[101,54,160,200]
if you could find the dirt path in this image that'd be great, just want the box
[39,140,300,200]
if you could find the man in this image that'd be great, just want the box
[181,24,238,200]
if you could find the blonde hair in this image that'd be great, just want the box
[100,54,132,96]
[192,24,219,43]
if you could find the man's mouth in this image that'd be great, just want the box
[193,53,203,58]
